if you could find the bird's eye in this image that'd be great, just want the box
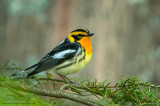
[71,35,81,41]
[78,34,85,37]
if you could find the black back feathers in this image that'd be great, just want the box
[27,38,80,77]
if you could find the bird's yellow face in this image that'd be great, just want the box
[68,29,94,55]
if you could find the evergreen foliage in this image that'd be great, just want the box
[0,61,159,105]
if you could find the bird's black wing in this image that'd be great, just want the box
[27,38,80,77]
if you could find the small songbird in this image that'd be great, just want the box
[12,29,94,81]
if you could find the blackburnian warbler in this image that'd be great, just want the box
[12,29,94,80]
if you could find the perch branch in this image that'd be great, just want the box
[0,81,104,106]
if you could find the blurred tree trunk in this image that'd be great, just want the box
[92,0,133,82]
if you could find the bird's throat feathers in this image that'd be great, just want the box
[78,37,92,56]
[68,36,92,56]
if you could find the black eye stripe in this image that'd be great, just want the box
[71,35,81,41]
[78,34,85,37]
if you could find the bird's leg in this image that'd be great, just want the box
[57,74,73,84]
[63,75,74,84]
[57,74,83,95]
[58,74,71,92]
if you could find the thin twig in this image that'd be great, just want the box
[34,78,117,88]
[35,78,65,83]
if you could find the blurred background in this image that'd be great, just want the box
[0,0,160,84]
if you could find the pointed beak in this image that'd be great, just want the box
[87,33,94,37]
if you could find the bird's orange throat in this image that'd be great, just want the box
[78,37,92,56]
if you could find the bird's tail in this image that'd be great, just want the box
[11,63,39,79]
